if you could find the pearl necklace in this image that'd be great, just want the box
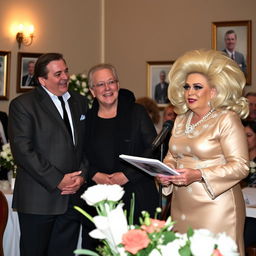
[185,108,215,134]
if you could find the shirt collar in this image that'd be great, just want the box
[41,85,71,101]
[225,49,235,57]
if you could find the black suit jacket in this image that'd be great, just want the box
[9,86,88,214]
[22,74,37,86]
[222,49,247,74]
[154,82,169,104]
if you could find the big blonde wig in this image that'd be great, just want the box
[168,49,248,119]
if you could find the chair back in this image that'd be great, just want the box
[0,191,8,256]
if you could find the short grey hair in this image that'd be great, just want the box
[87,63,119,88]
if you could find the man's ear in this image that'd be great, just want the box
[38,77,46,86]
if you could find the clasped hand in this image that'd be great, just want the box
[58,171,85,195]
[156,168,202,187]
[92,172,128,185]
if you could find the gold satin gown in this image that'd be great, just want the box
[163,109,249,255]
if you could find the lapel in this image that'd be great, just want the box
[35,86,75,145]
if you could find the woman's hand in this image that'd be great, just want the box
[92,172,112,184]
[156,175,173,187]
[156,168,202,186]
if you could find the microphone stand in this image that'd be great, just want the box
[158,143,164,216]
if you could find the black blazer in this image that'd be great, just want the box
[22,74,37,87]
[154,82,169,104]
[85,89,159,219]
[9,86,88,214]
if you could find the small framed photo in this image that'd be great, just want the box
[212,20,252,84]
[0,51,11,100]
[17,52,43,93]
[147,61,174,107]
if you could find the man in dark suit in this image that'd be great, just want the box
[223,30,247,75]
[9,53,88,256]
[154,70,170,104]
[21,60,37,86]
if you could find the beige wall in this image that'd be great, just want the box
[104,0,256,99]
[0,0,255,113]
[0,0,101,113]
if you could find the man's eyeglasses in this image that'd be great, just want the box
[94,79,118,88]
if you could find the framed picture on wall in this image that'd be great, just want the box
[0,51,11,100]
[147,61,174,108]
[17,52,43,93]
[212,20,252,84]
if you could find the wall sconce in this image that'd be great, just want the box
[16,24,34,49]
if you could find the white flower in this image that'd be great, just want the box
[70,74,76,80]
[165,216,174,231]
[81,73,87,79]
[215,233,239,256]
[190,229,216,256]
[160,233,187,256]
[81,185,107,205]
[149,248,162,256]
[106,184,125,201]
[250,161,256,168]
[81,184,124,206]
[89,203,128,253]
[0,151,7,158]
[249,161,256,173]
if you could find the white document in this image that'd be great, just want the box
[119,154,180,176]
[242,187,256,206]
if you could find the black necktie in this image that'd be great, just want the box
[58,96,72,138]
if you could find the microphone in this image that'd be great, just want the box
[151,120,174,151]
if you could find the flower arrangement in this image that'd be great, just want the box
[74,184,239,256]
[0,143,17,173]
[249,161,256,174]
[69,73,93,108]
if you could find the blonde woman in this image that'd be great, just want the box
[157,49,249,255]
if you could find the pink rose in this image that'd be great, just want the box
[141,218,166,233]
[122,229,150,254]
[212,249,223,256]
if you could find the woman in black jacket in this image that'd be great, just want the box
[81,64,159,250]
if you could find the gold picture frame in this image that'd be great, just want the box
[0,51,11,100]
[147,61,174,108]
[212,20,252,84]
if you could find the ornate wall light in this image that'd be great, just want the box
[16,24,34,49]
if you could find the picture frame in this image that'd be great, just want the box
[147,61,174,108]
[0,51,11,100]
[212,20,252,84]
[17,52,43,93]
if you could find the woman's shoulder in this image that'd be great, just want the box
[214,109,240,122]
[213,109,243,133]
